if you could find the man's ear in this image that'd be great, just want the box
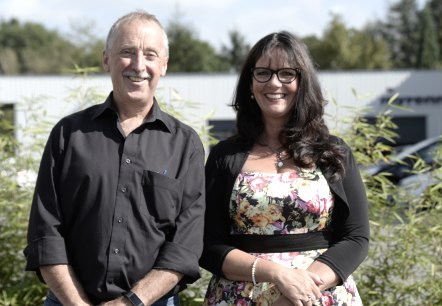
[161,56,169,76]
[102,50,110,72]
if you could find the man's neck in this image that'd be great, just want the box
[115,100,154,136]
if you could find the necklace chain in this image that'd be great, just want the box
[265,144,285,168]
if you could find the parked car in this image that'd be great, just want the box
[364,136,441,185]
[398,167,441,195]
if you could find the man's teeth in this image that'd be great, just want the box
[128,76,146,82]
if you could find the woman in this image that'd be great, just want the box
[200,31,369,306]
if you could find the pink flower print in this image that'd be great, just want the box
[279,171,299,182]
[266,204,286,223]
[289,190,298,202]
[248,176,268,192]
[234,282,246,294]
[321,292,334,306]
[306,200,321,215]
[319,196,334,214]
[296,198,308,211]
[237,298,249,306]
[206,291,216,305]
[250,214,269,227]
[345,279,357,294]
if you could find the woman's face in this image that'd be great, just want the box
[251,48,299,123]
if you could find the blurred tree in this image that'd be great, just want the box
[0,18,76,74]
[429,0,442,66]
[306,15,391,70]
[351,23,392,69]
[220,30,250,72]
[302,35,323,69]
[0,47,19,74]
[166,18,224,72]
[68,21,105,71]
[320,14,352,69]
[416,3,440,68]
[382,0,420,68]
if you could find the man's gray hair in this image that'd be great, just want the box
[105,10,169,56]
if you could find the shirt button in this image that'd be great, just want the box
[121,187,127,193]
[114,248,120,254]
[125,158,131,164]
[117,217,123,223]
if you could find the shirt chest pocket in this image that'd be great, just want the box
[141,170,183,233]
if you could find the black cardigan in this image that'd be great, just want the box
[199,136,370,282]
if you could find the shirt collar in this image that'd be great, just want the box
[91,92,173,133]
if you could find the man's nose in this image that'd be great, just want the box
[132,51,146,71]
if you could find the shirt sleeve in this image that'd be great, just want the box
[153,133,206,284]
[24,123,69,271]
[316,141,370,282]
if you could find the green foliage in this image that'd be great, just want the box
[417,2,440,68]
[166,16,227,73]
[0,18,76,74]
[331,92,442,306]
[220,30,251,72]
[0,98,53,305]
[305,14,392,70]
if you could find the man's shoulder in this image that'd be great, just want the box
[160,111,198,136]
[57,103,105,125]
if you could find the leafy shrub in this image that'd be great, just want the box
[332,93,442,306]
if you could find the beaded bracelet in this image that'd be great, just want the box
[251,257,259,286]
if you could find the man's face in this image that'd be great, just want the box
[102,19,168,107]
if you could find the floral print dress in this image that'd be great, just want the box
[204,168,362,306]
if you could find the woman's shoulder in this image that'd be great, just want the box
[210,136,251,155]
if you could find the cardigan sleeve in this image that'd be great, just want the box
[315,140,370,282]
[199,142,236,276]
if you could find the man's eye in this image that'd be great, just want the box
[145,53,158,60]
[120,50,133,56]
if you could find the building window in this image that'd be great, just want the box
[365,116,426,147]
[208,120,236,143]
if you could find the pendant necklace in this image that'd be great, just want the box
[266,144,285,168]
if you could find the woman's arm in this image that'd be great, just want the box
[306,260,339,291]
[222,249,323,304]
[315,139,370,284]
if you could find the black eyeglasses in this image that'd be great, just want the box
[251,67,300,84]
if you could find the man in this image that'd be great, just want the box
[24,11,205,306]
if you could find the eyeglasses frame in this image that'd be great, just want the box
[251,67,301,84]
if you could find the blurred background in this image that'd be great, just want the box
[0,0,441,305]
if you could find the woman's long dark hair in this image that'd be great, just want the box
[231,31,345,182]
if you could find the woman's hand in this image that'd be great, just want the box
[272,294,293,306]
[272,267,322,306]
[307,260,340,291]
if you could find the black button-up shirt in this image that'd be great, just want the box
[24,93,206,303]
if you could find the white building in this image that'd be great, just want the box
[1,70,441,148]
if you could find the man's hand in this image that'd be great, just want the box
[98,296,131,306]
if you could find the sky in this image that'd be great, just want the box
[0,0,427,50]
